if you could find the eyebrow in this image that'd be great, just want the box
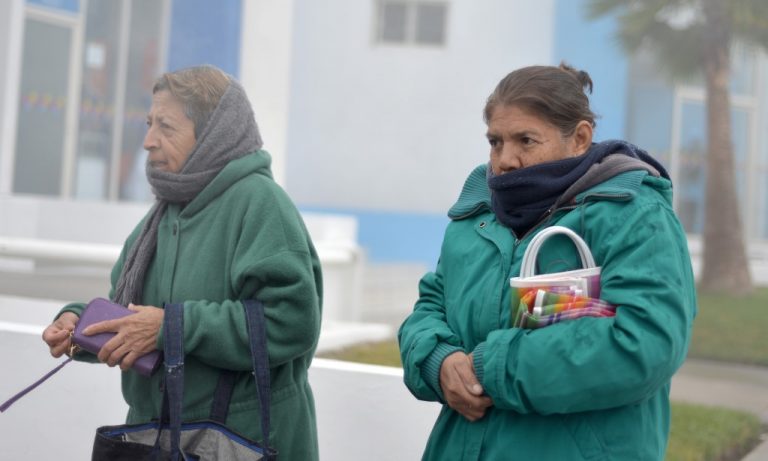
[486,129,542,139]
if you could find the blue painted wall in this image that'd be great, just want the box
[167,0,242,77]
[301,207,449,268]
[554,0,628,141]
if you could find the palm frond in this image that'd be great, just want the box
[586,0,636,19]
[588,0,714,79]
[730,0,768,49]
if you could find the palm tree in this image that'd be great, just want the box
[589,0,768,294]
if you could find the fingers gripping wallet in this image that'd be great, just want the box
[1,298,162,412]
[72,298,163,377]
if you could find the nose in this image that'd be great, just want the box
[143,125,158,151]
[495,144,522,174]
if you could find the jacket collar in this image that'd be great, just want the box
[448,165,492,220]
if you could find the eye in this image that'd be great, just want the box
[521,136,535,146]
[488,137,500,148]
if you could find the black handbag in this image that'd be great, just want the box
[91,300,277,460]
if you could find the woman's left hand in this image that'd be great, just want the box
[82,303,164,371]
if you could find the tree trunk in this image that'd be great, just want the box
[699,0,753,294]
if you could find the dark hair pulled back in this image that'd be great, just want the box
[484,62,597,137]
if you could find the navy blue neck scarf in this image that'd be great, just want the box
[487,140,667,237]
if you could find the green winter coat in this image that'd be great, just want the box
[399,164,696,460]
[59,151,322,461]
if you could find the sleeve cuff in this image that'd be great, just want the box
[56,303,86,321]
[422,342,464,401]
[472,342,487,384]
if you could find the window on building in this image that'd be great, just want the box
[676,101,752,236]
[74,0,165,201]
[628,43,766,241]
[375,1,448,46]
[13,0,166,201]
[13,11,74,196]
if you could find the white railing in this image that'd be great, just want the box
[0,235,358,267]
[0,236,120,266]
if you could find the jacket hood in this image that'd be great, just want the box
[181,149,273,217]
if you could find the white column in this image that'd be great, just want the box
[0,0,24,196]
[238,0,296,186]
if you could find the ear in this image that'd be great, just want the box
[570,120,593,155]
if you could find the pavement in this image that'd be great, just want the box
[671,359,768,460]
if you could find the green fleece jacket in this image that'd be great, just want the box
[399,165,696,460]
[60,151,322,461]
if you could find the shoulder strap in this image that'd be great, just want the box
[162,302,185,461]
[209,370,237,423]
[242,299,274,459]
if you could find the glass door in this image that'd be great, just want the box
[13,13,76,195]
[73,0,166,201]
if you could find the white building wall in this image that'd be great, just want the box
[239,0,296,187]
[284,0,555,213]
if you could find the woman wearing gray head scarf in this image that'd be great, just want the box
[42,65,322,460]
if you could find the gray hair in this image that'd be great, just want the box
[152,65,231,139]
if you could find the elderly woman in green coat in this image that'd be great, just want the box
[399,63,696,460]
[42,65,322,460]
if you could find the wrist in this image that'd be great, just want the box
[422,343,464,401]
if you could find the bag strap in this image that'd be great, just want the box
[0,357,73,412]
[242,299,273,458]
[159,301,273,460]
[520,226,596,277]
[209,370,237,423]
[162,302,185,461]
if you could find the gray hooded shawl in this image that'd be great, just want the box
[113,80,263,305]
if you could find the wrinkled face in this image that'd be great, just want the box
[143,90,196,173]
[486,105,587,176]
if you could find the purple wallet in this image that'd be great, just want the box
[72,298,162,376]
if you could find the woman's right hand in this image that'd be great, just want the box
[42,312,80,358]
[440,351,493,421]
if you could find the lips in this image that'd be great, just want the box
[149,161,168,170]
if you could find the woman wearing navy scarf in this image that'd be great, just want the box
[399,63,696,460]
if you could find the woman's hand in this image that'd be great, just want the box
[42,312,80,358]
[439,351,493,421]
[82,303,164,371]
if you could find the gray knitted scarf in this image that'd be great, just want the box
[113,80,263,305]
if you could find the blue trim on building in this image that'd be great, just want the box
[554,0,627,141]
[26,0,79,13]
[300,207,449,267]
[167,0,242,77]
